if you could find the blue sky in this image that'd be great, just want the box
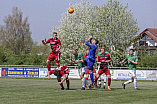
[0,0,157,45]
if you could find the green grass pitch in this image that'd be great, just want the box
[0,78,157,104]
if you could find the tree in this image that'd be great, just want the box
[95,0,139,66]
[0,7,33,55]
[51,0,139,66]
[0,46,6,64]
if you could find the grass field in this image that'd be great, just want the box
[0,78,157,104]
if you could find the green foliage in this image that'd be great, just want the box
[137,50,157,68]
[0,46,6,64]
[2,54,48,66]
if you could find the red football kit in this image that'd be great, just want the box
[97,53,111,75]
[50,66,69,76]
[94,53,111,87]
[49,66,70,89]
[46,38,61,64]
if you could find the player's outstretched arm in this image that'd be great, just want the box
[85,36,93,47]
[88,36,92,41]
[128,59,138,65]
[120,60,124,64]
[85,40,91,47]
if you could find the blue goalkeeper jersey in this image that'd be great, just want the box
[85,40,97,62]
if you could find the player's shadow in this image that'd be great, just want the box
[68,88,97,90]
[93,87,123,91]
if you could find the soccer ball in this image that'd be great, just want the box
[68,8,74,14]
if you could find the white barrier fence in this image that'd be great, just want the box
[0,66,157,80]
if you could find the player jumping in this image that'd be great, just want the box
[42,32,61,79]
[81,36,99,75]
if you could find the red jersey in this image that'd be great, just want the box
[97,53,111,70]
[46,38,61,52]
[84,54,88,59]
[56,66,69,74]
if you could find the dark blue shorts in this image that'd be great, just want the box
[83,57,94,70]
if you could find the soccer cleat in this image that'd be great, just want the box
[91,84,94,88]
[65,88,69,90]
[122,83,125,89]
[107,88,111,90]
[81,87,85,90]
[135,88,139,90]
[88,85,91,90]
[61,88,64,90]
[103,85,105,89]
[98,84,101,88]
[45,74,48,77]
[95,85,100,88]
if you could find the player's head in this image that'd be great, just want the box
[53,32,57,39]
[53,70,59,76]
[92,38,99,45]
[101,48,105,54]
[72,48,78,56]
[101,44,106,49]
[129,49,134,55]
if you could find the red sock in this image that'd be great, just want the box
[94,77,98,86]
[85,77,88,86]
[108,77,111,87]
[47,64,51,71]
[66,78,70,89]
[60,83,64,88]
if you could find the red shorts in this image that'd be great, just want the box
[47,51,61,64]
[98,69,110,75]
[86,66,96,74]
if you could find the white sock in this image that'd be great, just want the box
[85,78,90,86]
[134,79,137,89]
[108,86,110,88]
[124,80,132,85]
[82,78,85,88]
[104,75,107,83]
[98,80,101,85]
[104,82,106,86]
[98,75,101,81]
